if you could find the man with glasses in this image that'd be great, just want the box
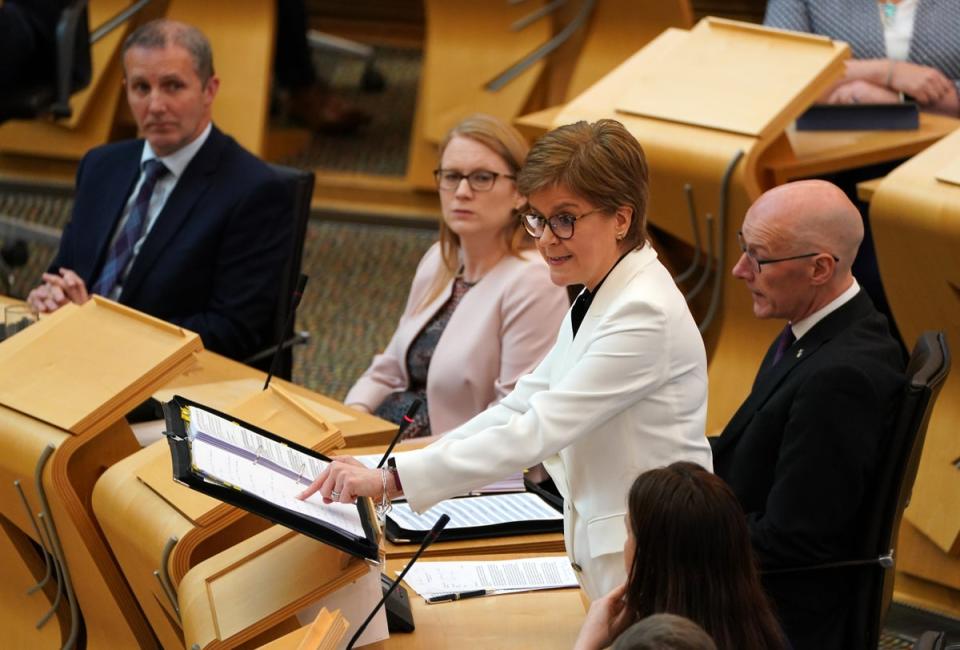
[710,180,905,650]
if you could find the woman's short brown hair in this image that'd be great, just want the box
[517,119,649,249]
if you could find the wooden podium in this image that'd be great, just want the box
[92,354,397,649]
[177,526,373,649]
[522,17,849,430]
[869,129,960,617]
[0,297,202,649]
[402,0,693,191]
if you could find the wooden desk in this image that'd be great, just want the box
[178,532,585,650]
[376,554,584,649]
[93,352,397,649]
[0,299,203,649]
[758,113,960,185]
[867,129,960,618]
[159,350,396,447]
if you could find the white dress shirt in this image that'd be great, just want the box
[106,122,212,299]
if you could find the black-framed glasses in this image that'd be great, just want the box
[433,169,515,192]
[521,208,605,240]
[737,231,839,274]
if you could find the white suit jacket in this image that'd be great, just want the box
[345,243,569,434]
[396,245,712,599]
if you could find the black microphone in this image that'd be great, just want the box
[263,273,308,391]
[346,514,450,649]
[1,240,28,268]
[377,399,421,469]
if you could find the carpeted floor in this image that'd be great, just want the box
[279,45,422,176]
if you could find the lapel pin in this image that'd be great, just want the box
[796,349,804,358]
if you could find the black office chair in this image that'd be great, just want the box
[0,0,91,123]
[768,331,951,648]
[848,330,951,649]
[0,0,168,124]
[244,163,315,380]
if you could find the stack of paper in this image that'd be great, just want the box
[398,556,579,602]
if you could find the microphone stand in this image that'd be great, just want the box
[263,273,308,391]
[346,514,450,649]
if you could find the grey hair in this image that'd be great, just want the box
[122,19,215,85]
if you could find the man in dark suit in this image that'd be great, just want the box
[27,19,291,362]
[711,180,905,650]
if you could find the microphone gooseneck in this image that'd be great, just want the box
[345,514,450,649]
[263,273,308,391]
[376,399,422,469]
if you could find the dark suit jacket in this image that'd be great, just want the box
[51,125,292,361]
[711,290,905,650]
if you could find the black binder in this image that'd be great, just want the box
[795,102,919,131]
[384,487,563,544]
[162,395,379,561]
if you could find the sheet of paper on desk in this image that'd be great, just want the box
[399,556,579,601]
[352,452,525,493]
[388,492,562,531]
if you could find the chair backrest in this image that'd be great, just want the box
[260,163,315,380]
[0,0,91,123]
[849,330,951,649]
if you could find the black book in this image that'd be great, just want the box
[795,102,919,131]
[162,395,379,561]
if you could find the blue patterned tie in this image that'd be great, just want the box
[772,324,796,366]
[93,159,168,297]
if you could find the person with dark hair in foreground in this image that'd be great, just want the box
[711,180,905,649]
[27,19,292,362]
[575,463,786,650]
[612,614,716,650]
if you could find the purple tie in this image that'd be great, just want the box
[772,324,796,365]
[92,159,168,297]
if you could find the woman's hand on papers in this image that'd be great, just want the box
[297,456,390,504]
[573,583,632,650]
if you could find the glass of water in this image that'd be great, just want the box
[3,305,38,340]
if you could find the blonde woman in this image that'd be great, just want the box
[345,114,569,439]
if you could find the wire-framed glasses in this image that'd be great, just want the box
[520,208,605,240]
[737,230,838,274]
[433,169,515,192]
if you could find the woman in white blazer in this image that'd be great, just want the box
[301,120,713,600]
[345,114,569,438]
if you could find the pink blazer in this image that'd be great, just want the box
[345,243,570,435]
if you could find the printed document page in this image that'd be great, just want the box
[388,492,561,532]
[398,556,579,600]
[186,407,365,537]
